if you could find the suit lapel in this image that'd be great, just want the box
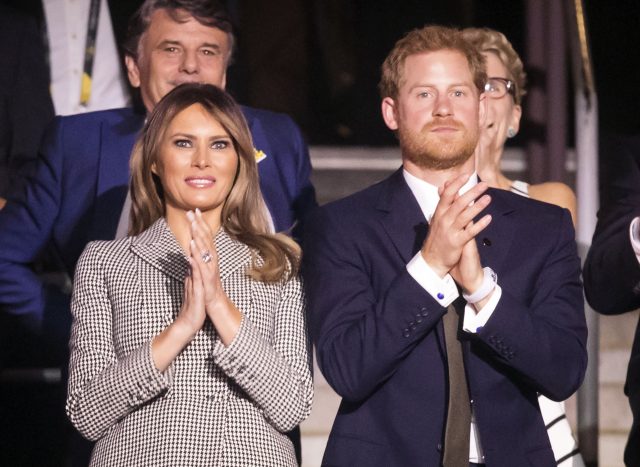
[475,188,517,272]
[377,169,428,263]
[90,111,144,241]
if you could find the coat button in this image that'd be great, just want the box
[437,443,442,452]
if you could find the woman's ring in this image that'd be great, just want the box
[201,251,212,264]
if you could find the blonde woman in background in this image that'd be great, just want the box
[462,27,583,466]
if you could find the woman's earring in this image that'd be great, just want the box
[507,127,517,138]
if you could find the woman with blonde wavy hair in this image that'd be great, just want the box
[66,83,313,466]
[463,27,583,466]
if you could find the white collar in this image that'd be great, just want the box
[402,169,478,223]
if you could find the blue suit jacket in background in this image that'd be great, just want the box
[0,106,316,345]
[303,169,587,466]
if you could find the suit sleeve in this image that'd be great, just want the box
[477,209,588,401]
[584,137,640,314]
[211,274,313,432]
[303,207,448,402]
[66,242,171,441]
[0,117,68,332]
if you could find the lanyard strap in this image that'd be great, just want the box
[80,0,101,106]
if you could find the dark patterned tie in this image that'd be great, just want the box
[442,301,471,467]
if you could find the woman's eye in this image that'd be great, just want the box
[212,140,229,150]
[174,139,191,148]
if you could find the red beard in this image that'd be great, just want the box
[398,117,479,170]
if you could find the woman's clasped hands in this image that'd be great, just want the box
[177,208,241,346]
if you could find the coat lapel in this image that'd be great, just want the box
[90,111,144,240]
[130,218,251,283]
[130,218,188,283]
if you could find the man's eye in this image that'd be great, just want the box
[418,91,431,98]
[453,90,465,97]
[165,47,179,53]
[202,49,217,56]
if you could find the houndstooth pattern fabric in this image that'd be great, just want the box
[66,218,313,467]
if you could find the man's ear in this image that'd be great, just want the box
[381,97,399,131]
[125,55,141,89]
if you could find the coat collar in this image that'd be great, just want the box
[130,218,251,283]
[376,169,517,272]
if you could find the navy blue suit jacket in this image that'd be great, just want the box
[0,106,316,337]
[303,169,587,466]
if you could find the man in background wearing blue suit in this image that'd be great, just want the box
[303,25,586,466]
[0,0,315,464]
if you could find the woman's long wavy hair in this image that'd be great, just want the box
[129,83,300,282]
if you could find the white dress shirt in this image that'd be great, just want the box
[402,169,502,463]
[43,0,130,115]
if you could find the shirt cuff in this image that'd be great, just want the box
[629,217,640,262]
[463,285,502,333]
[406,252,459,307]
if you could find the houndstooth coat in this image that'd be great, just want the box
[66,218,313,467]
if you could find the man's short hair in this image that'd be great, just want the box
[122,0,234,60]
[379,25,487,100]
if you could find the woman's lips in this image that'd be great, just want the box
[185,176,216,188]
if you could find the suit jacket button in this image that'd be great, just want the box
[437,443,442,452]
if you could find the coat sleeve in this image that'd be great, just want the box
[66,242,171,441]
[302,206,448,402]
[211,274,313,432]
[475,209,588,401]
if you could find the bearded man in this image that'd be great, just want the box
[302,25,587,467]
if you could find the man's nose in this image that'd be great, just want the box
[433,94,453,117]
[180,50,199,74]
